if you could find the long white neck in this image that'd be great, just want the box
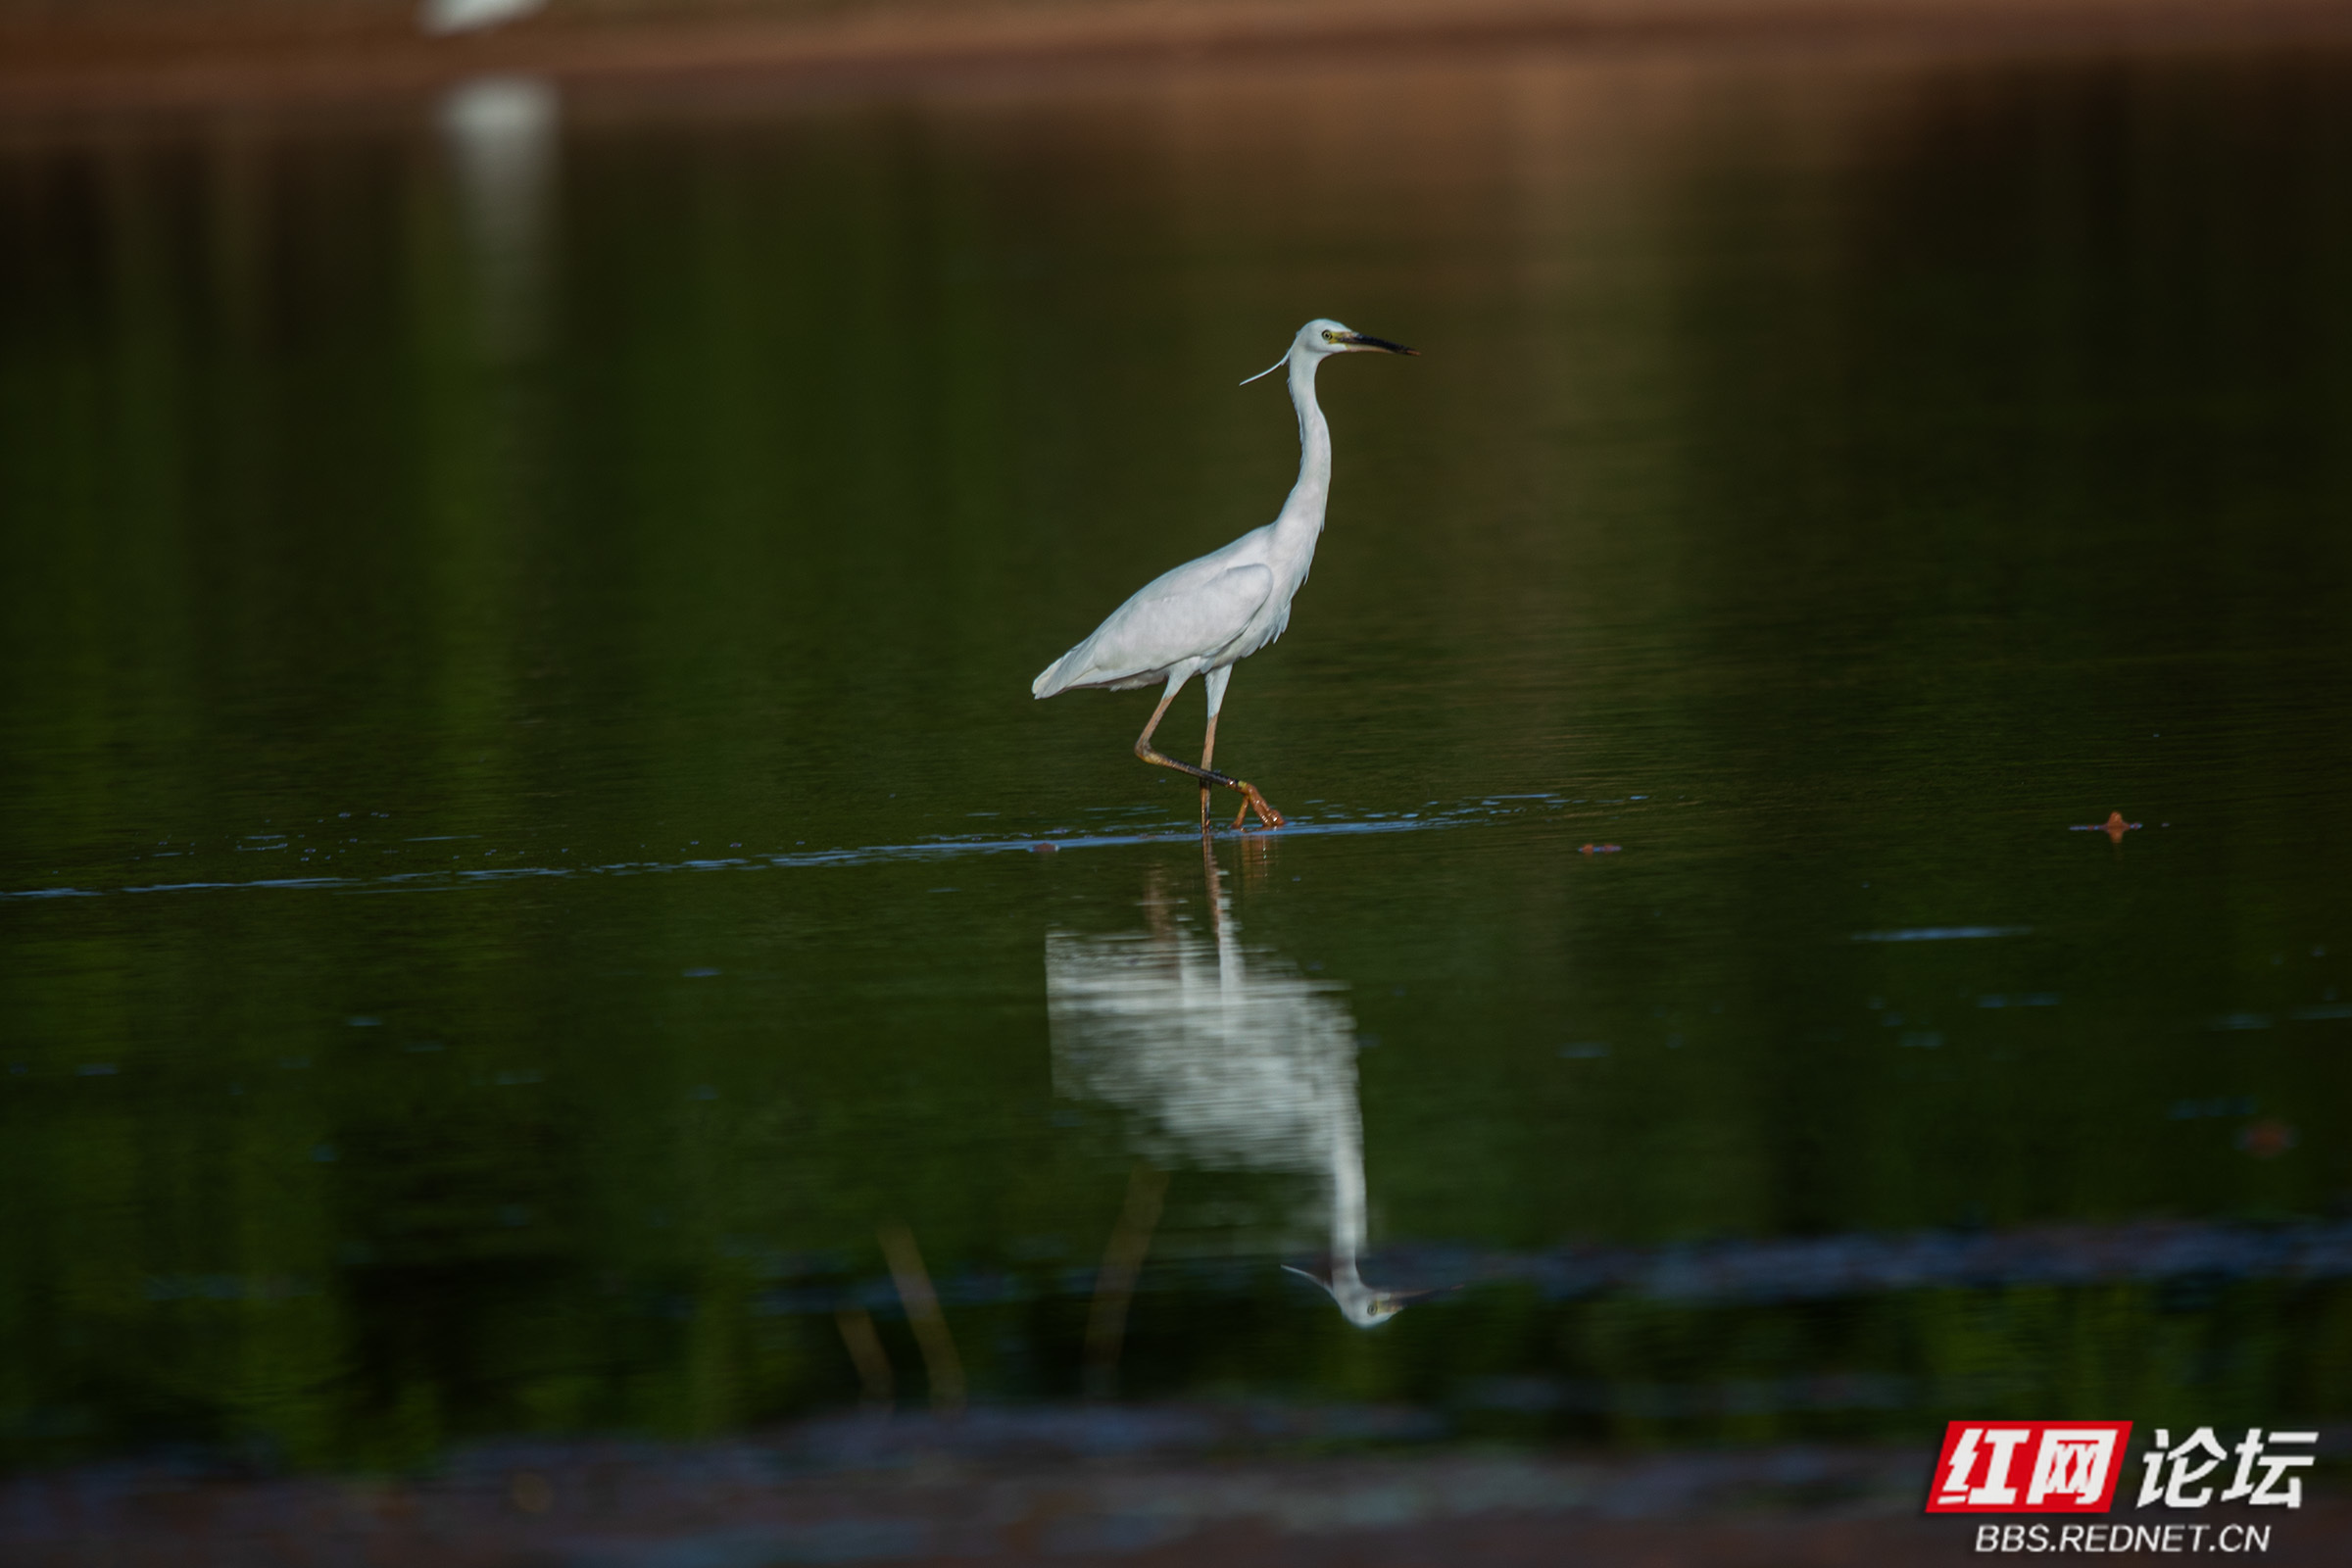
[1275,347,1333,536]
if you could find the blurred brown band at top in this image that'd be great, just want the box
[9,0,2352,114]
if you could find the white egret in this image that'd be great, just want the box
[1031,318,1417,830]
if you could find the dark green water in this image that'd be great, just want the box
[4,43,2351,1473]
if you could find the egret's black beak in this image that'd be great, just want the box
[1341,332,1418,356]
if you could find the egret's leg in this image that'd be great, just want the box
[1132,674,1285,830]
[1199,664,1282,830]
[1198,666,1229,832]
[1197,710,1220,831]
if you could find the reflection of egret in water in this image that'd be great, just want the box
[1049,850,1406,1332]
[438,75,559,362]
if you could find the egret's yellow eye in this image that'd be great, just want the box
[1321,329,1339,342]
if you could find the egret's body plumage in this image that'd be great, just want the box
[1032,318,1415,828]
[1029,552,1282,700]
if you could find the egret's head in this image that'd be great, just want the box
[1243,319,1417,383]
[1300,318,1416,358]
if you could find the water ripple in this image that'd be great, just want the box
[0,796,1580,903]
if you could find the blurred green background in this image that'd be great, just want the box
[3,41,2350,1473]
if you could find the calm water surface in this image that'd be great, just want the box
[3,43,2351,1471]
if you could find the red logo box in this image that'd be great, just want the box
[1926,1422,2133,1513]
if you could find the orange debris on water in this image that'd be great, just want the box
[2239,1119,2298,1159]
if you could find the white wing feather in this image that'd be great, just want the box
[1033,562,1274,698]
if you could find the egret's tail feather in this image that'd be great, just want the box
[1032,653,1072,700]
